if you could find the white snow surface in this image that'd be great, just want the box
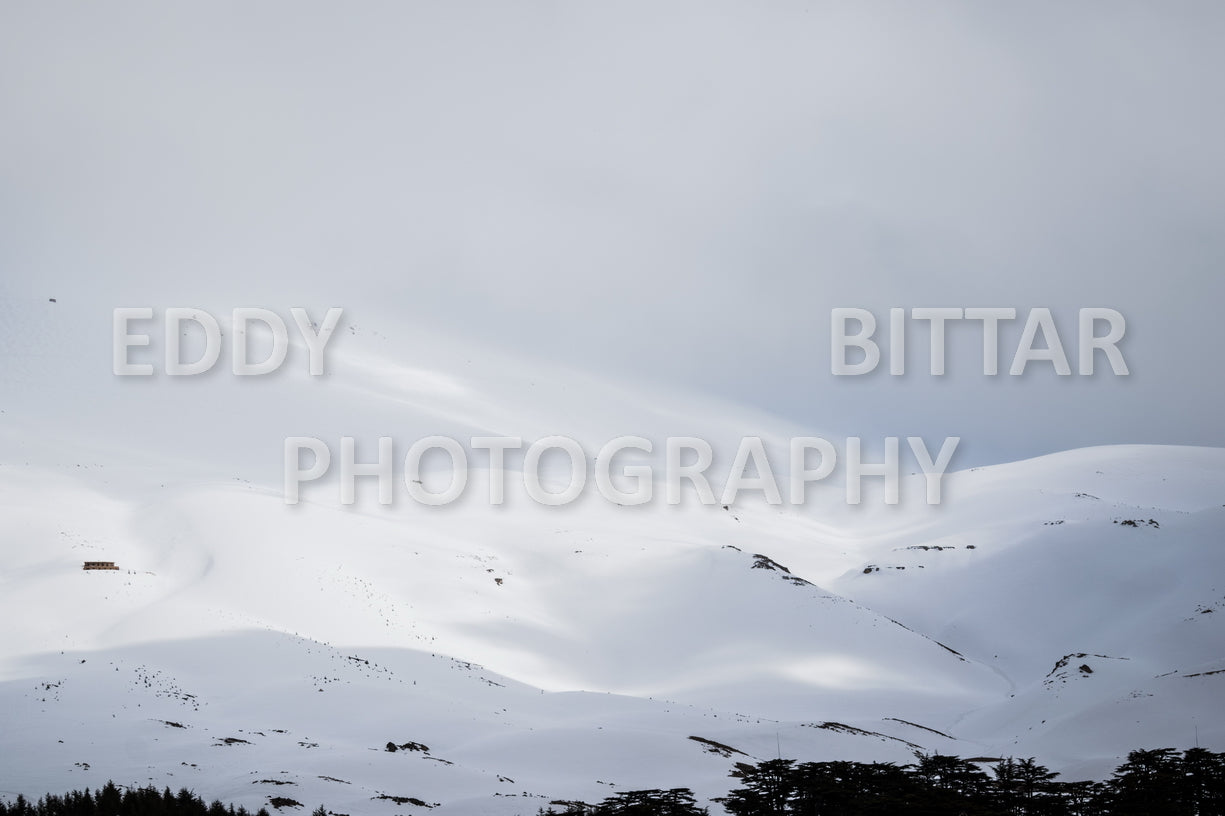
[1,298,1223,813]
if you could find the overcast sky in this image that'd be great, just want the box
[2,1,1223,466]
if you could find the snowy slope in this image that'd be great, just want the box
[1,295,1223,812]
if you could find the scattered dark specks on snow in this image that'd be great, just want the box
[267,796,303,809]
[1114,518,1159,528]
[751,554,788,572]
[372,794,435,808]
[884,718,956,741]
[385,741,429,753]
[687,735,748,758]
[935,641,963,657]
[804,722,922,750]
[1044,653,1127,686]
[751,554,813,586]
[863,564,921,575]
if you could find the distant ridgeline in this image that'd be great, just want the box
[3,748,1222,816]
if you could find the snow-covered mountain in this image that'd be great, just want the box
[2,297,1222,813]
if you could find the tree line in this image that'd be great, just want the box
[4,747,1222,816]
[537,747,1225,815]
[0,782,328,816]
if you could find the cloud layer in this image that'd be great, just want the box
[2,2,1222,465]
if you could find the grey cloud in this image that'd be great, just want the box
[1,1,1222,465]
